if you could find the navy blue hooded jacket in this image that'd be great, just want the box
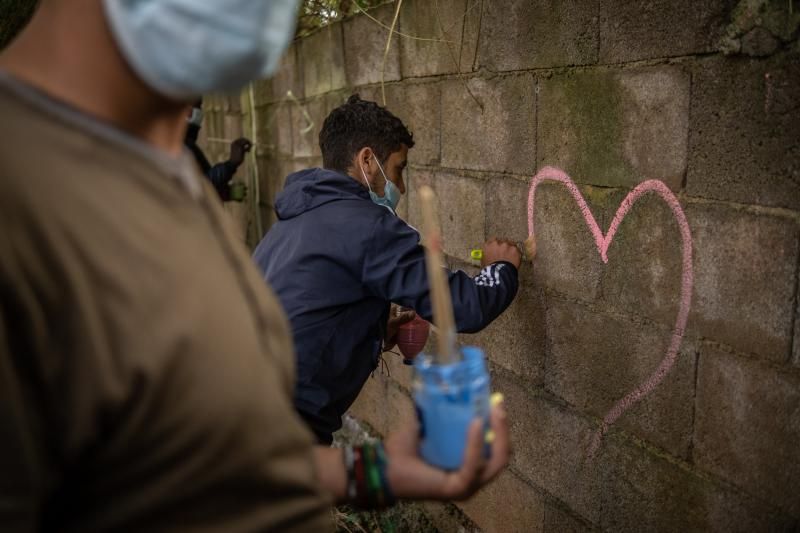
[253,168,518,442]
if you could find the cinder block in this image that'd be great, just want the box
[404,167,435,230]
[203,109,224,145]
[256,157,309,229]
[300,24,346,98]
[477,0,599,71]
[485,177,529,244]
[538,66,689,190]
[255,155,279,210]
[251,79,273,109]
[493,369,602,523]
[543,505,594,533]
[290,95,335,159]
[598,432,794,531]
[456,470,545,532]
[465,268,546,387]
[226,92,242,113]
[275,158,300,192]
[269,43,303,103]
[224,201,249,244]
[694,346,800,517]
[347,370,416,439]
[435,172,485,262]
[201,130,228,165]
[203,93,222,113]
[598,191,688,330]
[202,111,221,147]
[381,352,414,392]
[217,93,232,113]
[686,53,800,210]
[545,298,697,459]
[285,157,317,176]
[224,114,244,140]
[350,84,379,105]
[317,89,349,116]
[290,91,356,160]
[343,3,400,87]
[399,0,480,78]
[688,203,798,361]
[529,181,607,303]
[255,104,293,158]
[382,82,441,166]
[598,0,733,62]
[441,75,536,175]
[347,369,387,435]
[195,127,210,157]
[383,378,416,435]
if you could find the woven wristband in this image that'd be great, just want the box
[346,443,396,509]
[375,442,396,507]
[364,442,396,509]
[343,446,357,501]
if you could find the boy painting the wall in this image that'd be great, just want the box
[254,95,528,444]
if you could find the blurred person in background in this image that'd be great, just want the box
[184,98,252,202]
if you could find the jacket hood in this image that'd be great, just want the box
[274,168,370,220]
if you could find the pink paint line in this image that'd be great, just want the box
[527,166,694,458]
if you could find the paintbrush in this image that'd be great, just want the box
[418,185,458,364]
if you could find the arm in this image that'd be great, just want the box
[312,446,347,502]
[206,138,253,200]
[362,215,520,333]
[185,138,212,174]
[207,161,237,192]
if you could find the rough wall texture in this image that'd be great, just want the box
[204,0,800,530]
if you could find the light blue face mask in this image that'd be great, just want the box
[360,154,401,213]
[187,107,204,127]
[102,0,300,99]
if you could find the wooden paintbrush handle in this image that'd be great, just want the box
[418,185,456,363]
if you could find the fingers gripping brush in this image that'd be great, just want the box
[414,186,492,470]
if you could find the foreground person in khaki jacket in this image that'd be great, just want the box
[0,0,510,531]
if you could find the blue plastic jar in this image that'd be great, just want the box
[412,346,490,470]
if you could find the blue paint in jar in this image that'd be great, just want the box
[413,346,490,470]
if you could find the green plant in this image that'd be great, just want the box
[0,0,38,50]
[296,0,387,37]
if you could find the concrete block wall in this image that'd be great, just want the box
[202,0,800,530]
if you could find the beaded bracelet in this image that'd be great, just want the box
[344,442,396,509]
[343,445,357,501]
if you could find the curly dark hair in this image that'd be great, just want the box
[319,94,414,173]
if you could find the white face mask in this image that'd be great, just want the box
[187,107,204,127]
[102,0,300,100]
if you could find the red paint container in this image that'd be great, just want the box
[396,316,430,365]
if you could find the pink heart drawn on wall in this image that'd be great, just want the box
[527,167,694,457]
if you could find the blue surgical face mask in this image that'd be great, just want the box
[360,154,401,213]
[102,0,300,100]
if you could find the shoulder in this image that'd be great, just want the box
[375,209,420,239]
[365,210,422,258]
